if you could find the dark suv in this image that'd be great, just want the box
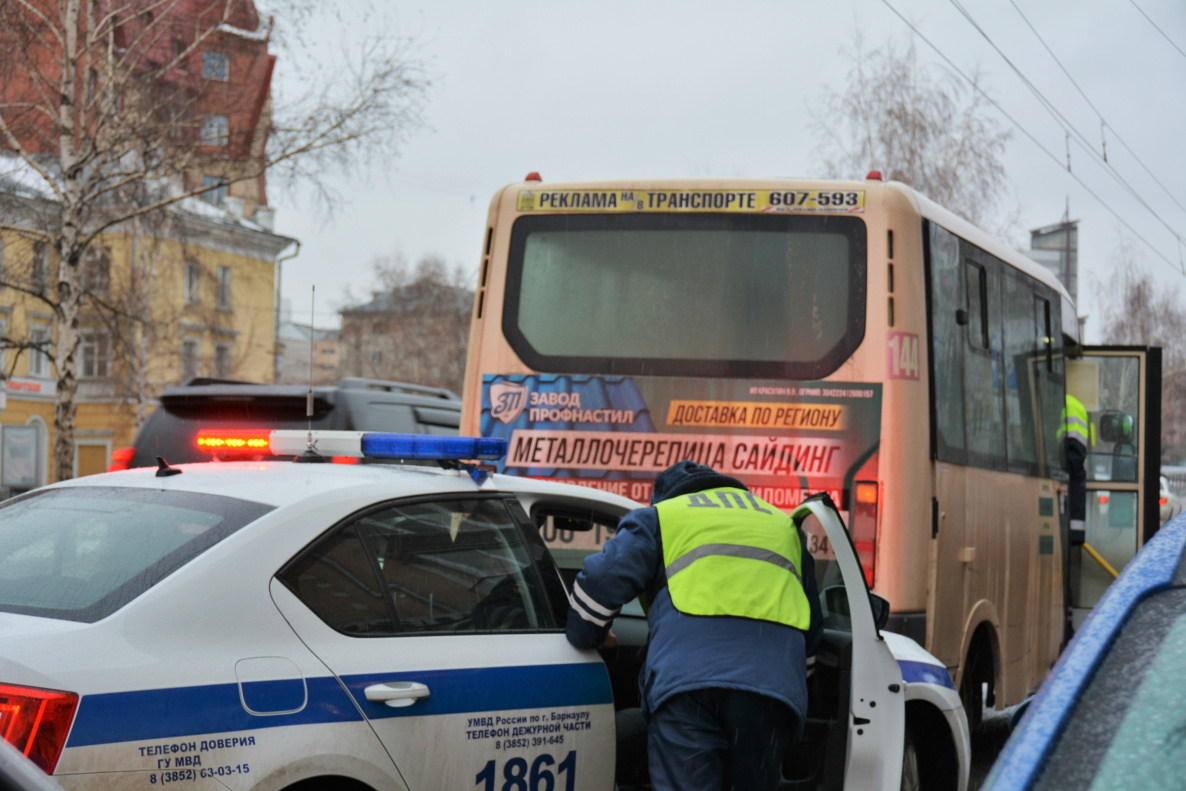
[110,377,462,470]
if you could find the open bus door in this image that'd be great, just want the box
[1065,346,1162,633]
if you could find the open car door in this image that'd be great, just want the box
[786,496,907,791]
[1066,346,1162,630]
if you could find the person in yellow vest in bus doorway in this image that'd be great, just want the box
[565,461,822,791]
[1061,394,1090,545]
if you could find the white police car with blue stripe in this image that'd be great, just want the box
[0,432,966,791]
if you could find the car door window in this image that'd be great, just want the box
[279,524,395,635]
[279,497,556,636]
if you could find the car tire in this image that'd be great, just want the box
[900,726,921,791]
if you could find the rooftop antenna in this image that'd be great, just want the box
[306,285,315,445]
[295,285,327,462]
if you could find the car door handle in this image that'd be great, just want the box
[364,681,431,708]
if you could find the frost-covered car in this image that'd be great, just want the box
[983,513,1186,790]
[0,433,967,791]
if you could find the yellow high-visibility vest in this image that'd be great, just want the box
[654,487,810,629]
[1059,394,1090,447]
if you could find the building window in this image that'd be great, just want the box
[82,246,110,294]
[29,327,50,377]
[203,51,229,81]
[202,176,227,207]
[173,39,186,63]
[32,242,49,291]
[181,339,200,381]
[184,259,200,303]
[369,350,383,367]
[216,266,231,310]
[201,114,228,147]
[214,343,231,378]
[80,330,109,378]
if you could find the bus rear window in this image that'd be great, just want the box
[0,487,273,622]
[503,213,867,379]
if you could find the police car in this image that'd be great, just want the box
[0,431,968,790]
[983,512,1186,790]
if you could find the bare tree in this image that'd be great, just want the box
[810,31,1014,231]
[1095,237,1186,462]
[339,252,473,395]
[0,0,429,481]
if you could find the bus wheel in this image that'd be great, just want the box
[959,668,983,733]
[960,631,993,732]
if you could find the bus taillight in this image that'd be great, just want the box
[852,481,879,586]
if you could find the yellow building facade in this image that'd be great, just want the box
[0,201,295,489]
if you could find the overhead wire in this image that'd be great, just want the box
[1128,0,1186,62]
[880,0,1184,275]
[1008,0,1186,218]
[946,0,1186,250]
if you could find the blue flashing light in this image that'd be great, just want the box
[359,433,507,461]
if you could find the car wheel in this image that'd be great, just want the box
[900,726,921,791]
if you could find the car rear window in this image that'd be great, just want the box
[131,392,346,467]
[0,487,273,622]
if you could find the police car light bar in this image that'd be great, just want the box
[268,431,507,461]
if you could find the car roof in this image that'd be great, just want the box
[986,514,1186,788]
[42,461,642,513]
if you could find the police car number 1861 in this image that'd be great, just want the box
[476,751,576,791]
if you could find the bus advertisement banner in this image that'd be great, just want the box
[481,374,881,510]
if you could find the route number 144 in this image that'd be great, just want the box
[887,332,920,381]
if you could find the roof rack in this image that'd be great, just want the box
[337,377,459,401]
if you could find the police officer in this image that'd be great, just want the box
[566,461,821,791]
[1060,393,1090,544]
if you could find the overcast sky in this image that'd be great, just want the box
[268,0,1186,341]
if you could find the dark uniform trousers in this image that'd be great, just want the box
[648,687,796,791]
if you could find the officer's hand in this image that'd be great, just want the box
[602,630,618,649]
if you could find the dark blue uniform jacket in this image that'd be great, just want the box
[566,471,823,724]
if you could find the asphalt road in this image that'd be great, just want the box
[969,706,1016,790]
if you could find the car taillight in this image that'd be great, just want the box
[196,429,271,454]
[108,446,135,472]
[0,684,78,773]
[851,481,879,587]
[331,456,359,465]
[1161,496,1169,507]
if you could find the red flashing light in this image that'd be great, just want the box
[866,170,883,180]
[196,429,271,454]
[0,684,78,773]
[851,481,880,587]
[524,172,542,182]
[1099,494,1110,505]
[108,446,135,472]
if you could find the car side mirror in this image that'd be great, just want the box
[869,593,891,631]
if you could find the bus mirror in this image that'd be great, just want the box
[1098,410,1134,444]
[870,593,891,631]
[955,309,969,326]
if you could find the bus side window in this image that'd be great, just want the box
[1003,271,1040,474]
[965,261,989,349]
[962,244,1007,467]
[926,222,966,462]
[1036,295,1066,477]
